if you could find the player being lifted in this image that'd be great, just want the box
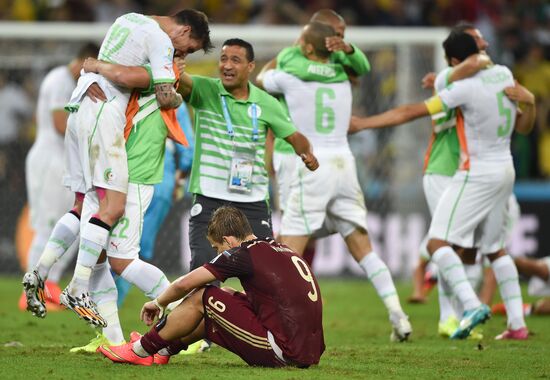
[257,22,412,342]
[351,32,536,339]
[23,9,212,326]
[259,9,371,268]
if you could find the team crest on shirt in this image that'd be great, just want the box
[247,105,262,118]
[167,47,173,58]
[103,168,115,183]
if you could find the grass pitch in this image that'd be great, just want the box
[0,275,548,379]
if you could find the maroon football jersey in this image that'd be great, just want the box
[203,237,325,366]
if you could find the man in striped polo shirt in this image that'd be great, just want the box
[176,39,318,278]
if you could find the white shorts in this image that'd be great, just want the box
[280,150,368,237]
[419,174,453,260]
[73,96,129,194]
[274,151,339,238]
[26,144,73,233]
[429,160,515,254]
[273,151,296,212]
[527,257,550,297]
[81,183,153,260]
[423,174,452,215]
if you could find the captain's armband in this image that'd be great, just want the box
[424,96,446,120]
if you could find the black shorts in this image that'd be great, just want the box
[188,194,273,270]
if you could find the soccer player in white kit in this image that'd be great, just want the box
[23,43,99,311]
[23,10,212,326]
[260,22,412,342]
[350,32,536,340]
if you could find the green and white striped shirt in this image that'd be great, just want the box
[187,76,297,202]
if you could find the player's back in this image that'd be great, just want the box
[242,238,324,366]
[441,64,516,163]
[98,13,174,100]
[34,65,74,153]
[265,70,352,151]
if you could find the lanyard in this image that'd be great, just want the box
[220,95,258,142]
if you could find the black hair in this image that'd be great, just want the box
[451,21,476,35]
[443,32,479,65]
[222,38,255,62]
[173,9,213,53]
[76,42,100,59]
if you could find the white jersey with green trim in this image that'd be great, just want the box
[98,13,175,100]
[437,65,516,163]
[263,69,352,152]
[34,65,75,155]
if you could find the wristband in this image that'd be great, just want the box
[153,298,166,318]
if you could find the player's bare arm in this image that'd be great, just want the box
[422,53,491,90]
[264,129,276,177]
[175,56,193,98]
[52,110,68,135]
[255,58,277,89]
[141,267,215,326]
[350,103,429,132]
[284,131,319,171]
[421,72,437,90]
[506,81,536,135]
[447,53,492,83]
[83,57,150,89]
[154,82,183,110]
[85,83,107,102]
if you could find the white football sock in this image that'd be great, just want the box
[36,212,80,280]
[70,220,110,295]
[491,255,526,330]
[359,252,404,316]
[432,246,481,311]
[48,241,78,284]
[120,259,170,299]
[437,270,458,322]
[464,263,483,292]
[89,261,124,344]
[133,339,150,357]
[27,232,49,271]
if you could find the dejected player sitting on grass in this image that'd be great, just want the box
[99,205,325,367]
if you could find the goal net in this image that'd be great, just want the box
[0,22,449,277]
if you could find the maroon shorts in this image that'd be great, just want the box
[202,286,285,367]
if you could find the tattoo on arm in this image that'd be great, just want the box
[155,83,183,109]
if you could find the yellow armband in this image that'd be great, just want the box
[424,95,444,115]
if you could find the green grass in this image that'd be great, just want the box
[1,276,549,379]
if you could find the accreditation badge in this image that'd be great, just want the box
[228,148,255,193]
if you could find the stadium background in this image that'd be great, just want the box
[0,0,548,279]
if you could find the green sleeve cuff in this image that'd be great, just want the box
[344,44,371,75]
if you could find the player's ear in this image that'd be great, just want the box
[176,24,191,38]
[222,236,232,248]
[247,61,256,73]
